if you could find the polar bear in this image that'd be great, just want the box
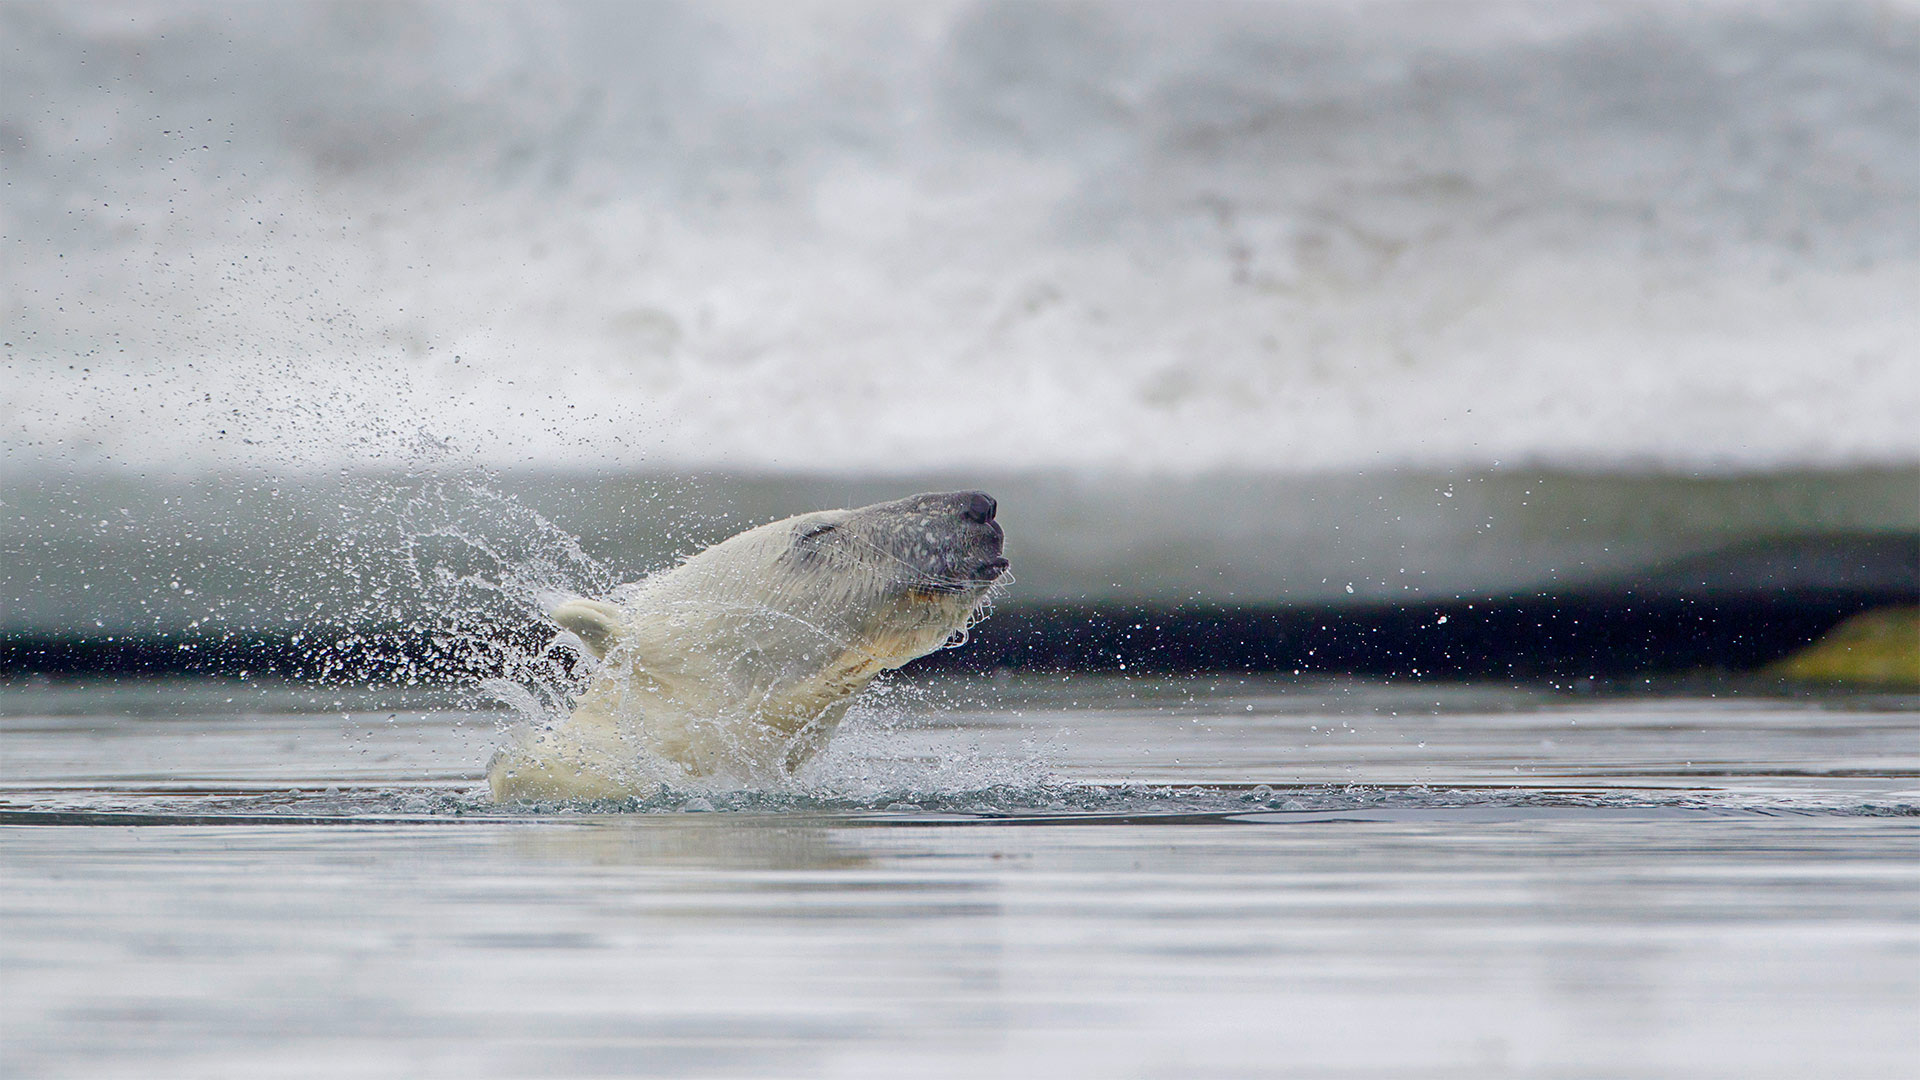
[487,491,1008,800]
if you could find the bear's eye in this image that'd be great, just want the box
[796,522,837,544]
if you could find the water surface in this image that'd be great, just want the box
[3,675,1916,1078]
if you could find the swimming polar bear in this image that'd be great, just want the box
[487,491,1008,800]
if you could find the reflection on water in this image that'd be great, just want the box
[2,675,1916,1078]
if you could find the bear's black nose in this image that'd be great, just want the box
[959,491,997,524]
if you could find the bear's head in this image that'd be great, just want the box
[780,489,1007,665]
[623,490,1007,693]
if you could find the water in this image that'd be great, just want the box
[4,675,1915,1078]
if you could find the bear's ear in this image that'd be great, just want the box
[550,598,626,661]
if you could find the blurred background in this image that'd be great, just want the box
[3,0,1916,681]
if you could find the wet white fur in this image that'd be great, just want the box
[487,509,987,800]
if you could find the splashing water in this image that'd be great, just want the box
[6,445,1044,796]
[340,479,1035,795]
[382,478,612,712]
[5,468,609,722]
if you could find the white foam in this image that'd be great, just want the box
[4,1,1916,475]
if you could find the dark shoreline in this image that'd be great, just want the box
[5,589,1905,683]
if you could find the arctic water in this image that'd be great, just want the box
[3,673,1915,1079]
